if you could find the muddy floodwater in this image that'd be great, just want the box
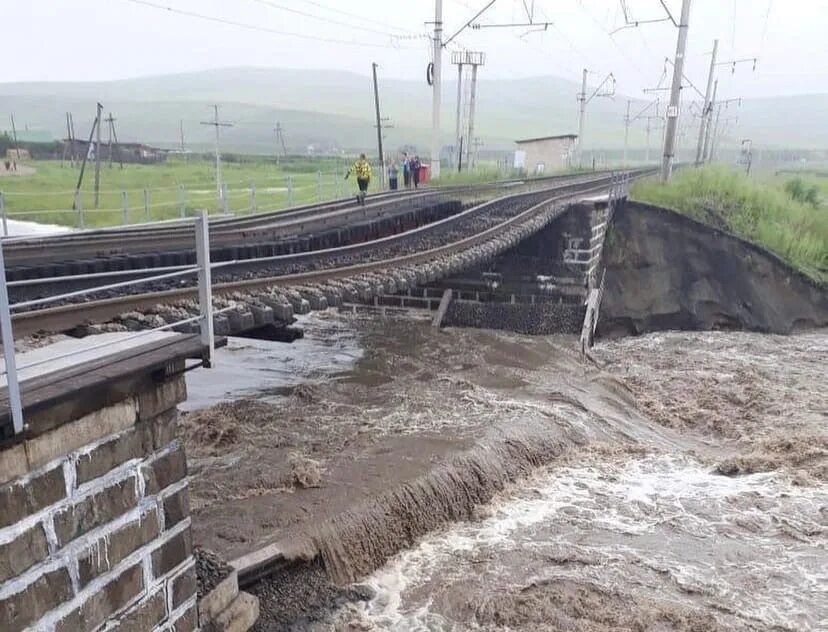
[183,314,827,631]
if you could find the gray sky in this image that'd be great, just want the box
[3,0,826,99]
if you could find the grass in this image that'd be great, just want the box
[631,165,828,282]
[0,156,360,228]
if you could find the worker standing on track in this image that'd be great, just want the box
[345,153,372,205]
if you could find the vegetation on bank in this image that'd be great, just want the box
[0,157,356,228]
[631,166,827,282]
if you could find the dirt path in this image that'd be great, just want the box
[0,164,36,177]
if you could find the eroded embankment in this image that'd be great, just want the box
[599,200,828,337]
[248,420,584,630]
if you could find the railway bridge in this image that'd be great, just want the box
[0,170,636,632]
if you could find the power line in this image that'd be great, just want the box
[246,0,413,38]
[120,0,420,49]
[296,0,421,36]
[759,0,773,52]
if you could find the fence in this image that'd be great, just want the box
[0,171,355,234]
[0,210,224,436]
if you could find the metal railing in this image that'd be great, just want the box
[0,209,219,436]
[0,171,354,235]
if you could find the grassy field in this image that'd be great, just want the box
[632,166,828,282]
[0,157,362,228]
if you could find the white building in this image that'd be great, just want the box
[514,134,578,175]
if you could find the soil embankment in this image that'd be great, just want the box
[599,200,828,337]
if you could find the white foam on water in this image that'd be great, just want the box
[346,453,827,631]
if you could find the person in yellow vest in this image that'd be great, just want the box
[345,153,372,205]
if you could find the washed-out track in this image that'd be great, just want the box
[9,170,650,338]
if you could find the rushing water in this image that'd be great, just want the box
[184,312,826,631]
[183,313,364,410]
[338,452,826,631]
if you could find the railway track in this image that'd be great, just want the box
[1,172,592,271]
[9,170,648,339]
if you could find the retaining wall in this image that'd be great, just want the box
[443,300,585,335]
[0,374,196,632]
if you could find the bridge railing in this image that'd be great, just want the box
[0,209,221,436]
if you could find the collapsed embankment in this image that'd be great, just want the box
[246,419,584,629]
[598,200,828,337]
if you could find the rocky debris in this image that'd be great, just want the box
[248,560,373,631]
[195,547,234,599]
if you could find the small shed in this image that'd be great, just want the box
[514,134,578,175]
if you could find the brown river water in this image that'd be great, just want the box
[183,313,827,631]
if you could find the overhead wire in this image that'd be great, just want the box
[119,0,421,49]
[296,0,421,36]
[246,0,414,39]
[572,0,649,82]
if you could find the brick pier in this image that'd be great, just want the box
[0,335,203,631]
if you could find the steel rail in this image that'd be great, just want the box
[8,172,613,296]
[0,171,612,267]
[9,174,636,338]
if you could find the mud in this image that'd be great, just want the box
[182,315,827,630]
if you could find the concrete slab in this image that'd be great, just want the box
[1,331,180,388]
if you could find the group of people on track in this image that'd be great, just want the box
[345,152,422,205]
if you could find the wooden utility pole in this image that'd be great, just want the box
[201,105,233,197]
[94,102,103,208]
[9,114,21,160]
[179,119,185,152]
[660,0,692,181]
[104,112,121,168]
[69,113,78,164]
[274,122,287,163]
[73,109,101,210]
[372,63,385,188]
[63,112,73,167]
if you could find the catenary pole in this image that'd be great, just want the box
[695,38,718,165]
[623,100,631,165]
[660,0,692,181]
[430,0,443,179]
[576,68,587,167]
[702,79,718,162]
[465,63,479,169]
[372,63,386,188]
[455,60,463,171]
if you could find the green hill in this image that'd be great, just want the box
[1,67,825,155]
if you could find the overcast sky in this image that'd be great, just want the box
[3,0,826,99]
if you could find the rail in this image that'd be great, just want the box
[0,210,219,436]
